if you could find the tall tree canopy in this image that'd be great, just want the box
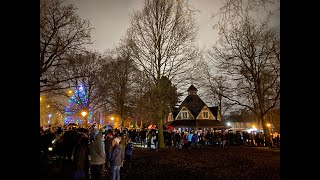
[210,1,280,146]
[40,0,92,92]
[126,0,199,148]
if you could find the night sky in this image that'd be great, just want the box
[65,0,271,53]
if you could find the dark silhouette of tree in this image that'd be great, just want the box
[40,0,92,92]
[46,51,106,126]
[126,0,199,149]
[195,59,236,120]
[141,76,182,124]
[99,43,141,128]
[210,6,280,147]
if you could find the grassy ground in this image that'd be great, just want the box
[115,145,280,180]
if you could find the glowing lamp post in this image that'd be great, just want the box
[81,111,88,126]
[267,123,273,136]
[110,116,115,127]
[81,111,87,117]
[267,123,271,133]
[48,114,52,125]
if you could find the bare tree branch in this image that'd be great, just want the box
[40,0,92,92]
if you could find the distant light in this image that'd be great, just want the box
[48,114,52,118]
[68,90,73,94]
[48,147,53,151]
[267,123,271,127]
[81,111,87,117]
[47,105,50,108]
[227,122,231,126]
[246,127,257,133]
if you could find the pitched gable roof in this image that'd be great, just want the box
[209,106,218,119]
[179,95,206,118]
[172,107,179,119]
[187,85,198,91]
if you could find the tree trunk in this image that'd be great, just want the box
[157,118,165,149]
[261,115,273,147]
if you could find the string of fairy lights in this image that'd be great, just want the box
[64,84,93,125]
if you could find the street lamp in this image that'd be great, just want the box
[267,123,273,136]
[68,90,73,94]
[110,116,115,127]
[81,111,88,126]
[81,111,87,117]
[48,114,52,124]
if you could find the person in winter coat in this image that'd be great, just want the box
[221,132,227,149]
[191,131,198,148]
[120,133,127,166]
[89,129,105,180]
[110,137,122,180]
[104,132,113,169]
[125,138,133,169]
[73,133,89,180]
[187,131,193,148]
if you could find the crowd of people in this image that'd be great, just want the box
[40,123,134,180]
[40,123,280,180]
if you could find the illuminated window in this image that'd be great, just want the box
[235,123,240,128]
[182,112,188,119]
[170,113,174,121]
[203,112,209,119]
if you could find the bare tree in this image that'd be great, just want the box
[206,75,236,121]
[49,51,106,126]
[194,57,236,120]
[264,105,280,132]
[129,70,159,128]
[126,0,199,149]
[40,0,92,92]
[100,43,141,128]
[212,0,279,27]
[139,75,182,124]
[210,13,280,147]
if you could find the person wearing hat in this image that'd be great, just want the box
[110,137,122,180]
[89,129,105,180]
